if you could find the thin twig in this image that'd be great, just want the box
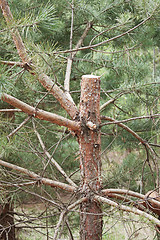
[7,115,31,140]
[32,120,77,188]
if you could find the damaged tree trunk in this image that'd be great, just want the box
[79,75,102,240]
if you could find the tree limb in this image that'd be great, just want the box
[7,115,31,139]
[64,21,93,103]
[0,159,76,192]
[2,93,80,131]
[32,121,77,188]
[0,0,79,120]
[100,115,156,156]
[55,13,153,54]
[94,195,160,227]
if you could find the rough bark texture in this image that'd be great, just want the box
[79,75,102,240]
[0,202,15,240]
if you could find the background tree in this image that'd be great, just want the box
[0,0,160,239]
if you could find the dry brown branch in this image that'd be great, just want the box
[55,14,153,54]
[101,114,160,125]
[32,120,77,188]
[0,60,24,67]
[100,115,156,156]
[0,159,76,192]
[2,93,80,131]
[0,109,22,112]
[53,210,66,240]
[94,195,160,227]
[0,0,79,119]
[7,115,31,139]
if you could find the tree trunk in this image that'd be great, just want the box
[79,75,102,240]
[0,201,15,240]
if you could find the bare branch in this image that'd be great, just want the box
[0,60,24,67]
[100,99,115,111]
[55,14,153,54]
[0,0,79,119]
[101,114,160,125]
[37,73,79,119]
[64,21,93,103]
[0,159,76,192]
[2,93,80,131]
[94,195,160,227]
[7,115,31,139]
[53,210,66,240]
[0,109,22,112]
[32,121,77,188]
[100,115,156,155]
[102,188,145,200]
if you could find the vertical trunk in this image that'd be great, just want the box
[79,75,102,240]
[0,201,15,240]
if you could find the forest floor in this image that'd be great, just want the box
[14,201,156,240]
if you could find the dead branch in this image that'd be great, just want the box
[7,115,31,139]
[1,93,80,131]
[32,120,77,188]
[53,210,66,240]
[64,21,93,103]
[0,60,23,67]
[101,114,160,125]
[100,115,156,156]
[0,109,22,112]
[0,159,76,192]
[94,195,160,227]
[0,0,79,119]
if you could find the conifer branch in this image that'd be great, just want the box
[1,93,80,131]
[0,159,76,192]
[94,195,160,227]
[32,121,77,188]
[55,13,154,54]
[0,0,79,119]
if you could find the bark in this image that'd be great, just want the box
[79,75,102,240]
[2,93,80,131]
[0,201,15,240]
[0,159,76,192]
[0,0,79,120]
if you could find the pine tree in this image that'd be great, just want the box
[0,0,160,239]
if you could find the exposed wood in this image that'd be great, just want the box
[37,73,79,119]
